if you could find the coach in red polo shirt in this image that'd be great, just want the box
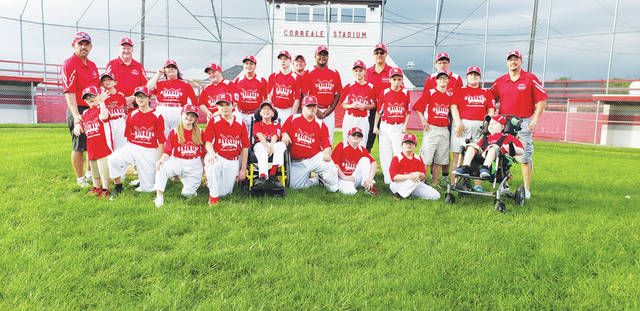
[490,50,548,199]
[365,43,392,151]
[62,31,100,188]
[104,37,148,108]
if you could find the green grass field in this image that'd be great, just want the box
[1,125,639,309]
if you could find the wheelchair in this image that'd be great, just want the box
[444,114,527,212]
[242,104,291,197]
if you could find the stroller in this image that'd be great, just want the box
[444,115,527,212]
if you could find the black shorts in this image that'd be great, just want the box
[67,106,89,152]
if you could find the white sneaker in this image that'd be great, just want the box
[154,196,164,208]
[76,177,90,188]
[525,189,531,199]
[129,179,140,187]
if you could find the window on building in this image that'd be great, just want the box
[330,8,338,22]
[312,7,325,22]
[354,8,366,23]
[297,6,310,22]
[341,8,353,23]
[285,6,296,21]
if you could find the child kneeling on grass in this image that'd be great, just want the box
[454,115,524,179]
[76,86,113,199]
[389,133,440,200]
[154,104,205,207]
[252,101,286,190]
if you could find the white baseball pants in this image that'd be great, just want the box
[390,180,440,200]
[156,106,181,138]
[109,143,158,192]
[155,157,203,196]
[289,152,338,192]
[338,157,374,195]
[109,117,127,151]
[204,153,240,198]
[253,141,287,177]
[341,113,370,148]
[378,122,404,184]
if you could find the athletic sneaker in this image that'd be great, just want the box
[182,192,197,199]
[454,165,471,176]
[479,166,491,179]
[154,196,164,208]
[525,189,531,199]
[473,185,484,192]
[208,196,219,206]
[87,187,102,196]
[365,186,379,196]
[129,179,140,187]
[98,189,110,199]
[77,177,90,188]
[109,185,123,201]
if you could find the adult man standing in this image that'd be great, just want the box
[490,50,547,199]
[302,45,342,144]
[104,37,148,109]
[293,54,308,78]
[365,43,392,151]
[62,31,100,187]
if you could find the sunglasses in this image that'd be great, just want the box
[374,51,386,55]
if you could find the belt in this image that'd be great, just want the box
[220,154,239,161]
[382,120,403,125]
[347,113,368,118]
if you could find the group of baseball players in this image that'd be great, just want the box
[63,31,547,207]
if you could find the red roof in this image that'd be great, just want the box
[0,75,44,84]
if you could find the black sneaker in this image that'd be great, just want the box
[479,166,491,179]
[454,165,471,176]
[254,178,266,190]
[271,177,284,191]
[109,184,123,201]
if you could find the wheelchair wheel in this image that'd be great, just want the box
[444,193,455,204]
[282,150,291,188]
[515,186,526,206]
[494,200,506,213]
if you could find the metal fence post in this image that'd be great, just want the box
[593,100,601,145]
[563,99,569,142]
[31,82,36,124]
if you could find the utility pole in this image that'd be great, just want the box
[140,0,146,66]
[527,0,539,72]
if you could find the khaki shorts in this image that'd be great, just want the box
[421,125,450,165]
[451,119,484,153]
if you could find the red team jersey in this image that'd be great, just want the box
[282,114,331,160]
[231,75,268,113]
[365,64,392,96]
[163,128,204,159]
[199,80,231,114]
[203,116,249,160]
[451,87,495,121]
[104,57,148,97]
[81,107,113,160]
[490,70,548,118]
[423,72,464,91]
[377,88,410,124]
[104,91,127,120]
[332,142,375,176]
[124,109,166,148]
[341,82,376,117]
[389,153,426,181]
[477,133,524,154]
[61,54,99,107]
[253,121,281,142]
[154,79,197,106]
[268,71,301,109]
[302,66,343,109]
[413,89,453,127]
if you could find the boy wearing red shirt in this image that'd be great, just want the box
[231,55,268,134]
[281,95,339,192]
[414,70,453,185]
[267,50,301,124]
[389,133,440,200]
[252,102,287,190]
[100,72,128,151]
[199,63,231,120]
[78,86,113,198]
[332,127,378,195]
[203,93,250,205]
[340,60,376,147]
[373,67,410,184]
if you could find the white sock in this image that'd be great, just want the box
[85,171,92,178]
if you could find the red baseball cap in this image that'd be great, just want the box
[302,95,319,106]
[352,60,366,69]
[204,63,222,73]
[120,37,134,46]
[467,66,482,76]
[99,72,115,81]
[435,51,450,62]
[295,54,305,61]
[182,104,199,117]
[389,67,404,78]
[402,133,417,144]
[277,50,291,59]
[316,45,329,54]
[215,93,234,105]
[72,32,92,45]
[133,86,151,97]
[492,115,507,126]
[242,55,257,64]
[374,43,387,53]
[81,86,99,100]
[507,50,522,60]
[348,127,363,136]
[436,69,450,79]
[164,59,178,68]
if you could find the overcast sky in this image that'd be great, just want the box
[1,0,639,82]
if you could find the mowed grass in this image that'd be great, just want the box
[0,125,639,310]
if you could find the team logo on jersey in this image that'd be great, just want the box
[177,143,201,157]
[219,134,242,149]
[294,128,315,147]
[351,95,369,106]
[342,161,357,174]
[274,83,293,98]
[446,91,453,97]
[386,103,405,116]
[315,80,335,93]
[464,95,487,107]
[517,83,527,91]
[84,120,101,138]
[240,89,260,102]
[132,126,154,141]
[131,69,139,75]
[433,104,450,117]
[160,88,183,101]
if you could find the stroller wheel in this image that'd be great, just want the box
[494,200,506,213]
[444,193,455,204]
[515,186,526,206]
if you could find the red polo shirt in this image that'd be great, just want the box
[104,57,148,97]
[61,53,99,107]
[365,63,392,97]
[490,70,548,118]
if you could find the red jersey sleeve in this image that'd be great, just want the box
[412,90,429,112]
[331,144,343,166]
[124,111,133,139]
[155,115,166,144]
[389,156,400,181]
[275,122,282,140]
[490,81,500,101]
[240,121,250,148]
[375,89,385,111]
[139,64,149,86]
[334,71,343,96]
[320,123,331,149]
[203,118,216,143]
[163,130,176,155]
[363,149,375,163]
[531,74,548,103]
[340,84,350,103]
[186,83,197,105]
[486,91,496,111]
[61,61,76,94]
[293,76,301,100]
[282,116,292,135]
